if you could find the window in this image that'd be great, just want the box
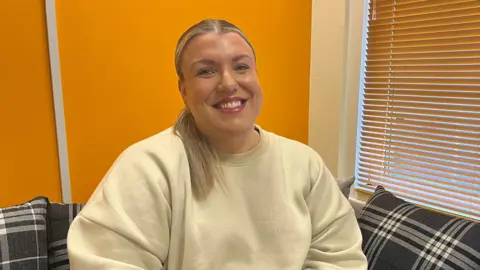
[354,0,480,221]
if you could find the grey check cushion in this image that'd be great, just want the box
[358,186,480,270]
[47,203,84,270]
[0,197,49,270]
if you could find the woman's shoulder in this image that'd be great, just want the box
[263,128,326,173]
[110,127,188,173]
[261,129,332,191]
[133,126,184,150]
[266,130,322,160]
[82,127,186,211]
[128,127,185,154]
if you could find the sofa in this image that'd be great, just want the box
[0,197,84,270]
[0,185,478,270]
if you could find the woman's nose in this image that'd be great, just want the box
[218,70,238,93]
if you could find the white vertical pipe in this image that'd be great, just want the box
[45,0,72,203]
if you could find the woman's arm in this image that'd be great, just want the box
[303,157,368,270]
[67,147,172,269]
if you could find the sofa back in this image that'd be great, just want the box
[48,203,84,270]
[2,190,478,270]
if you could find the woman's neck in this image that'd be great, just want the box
[207,127,260,154]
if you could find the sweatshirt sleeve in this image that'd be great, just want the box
[67,146,172,270]
[303,157,368,270]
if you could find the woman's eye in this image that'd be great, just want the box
[197,68,215,76]
[235,64,250,72]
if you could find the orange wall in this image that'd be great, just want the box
[56,1,312,202]
[0,1,62,206]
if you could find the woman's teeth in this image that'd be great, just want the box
[219,100,242,109]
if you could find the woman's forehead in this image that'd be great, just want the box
[183,32,254,61]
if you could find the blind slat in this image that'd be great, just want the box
[364,99,480,112]
[366,64,480,72]
[360,134,480,159]
[369,44,480,56]
[361,129,480,150]
[363,94,480,106]
[358,159,479,197]
[365,76,480,85]
[364,85,480,91]
[367,36,480,49]
[367,51,480,61]
[372,0,477,12]
[362,118,480,136]
[361,126,480,153]
[360,136,480,160]
[361,121,480,141]
[364,88,480,98]
[359,151,480,181]
[370,14,480,32]
[371,15,480,31]
[369,22,480,38]
[362,114,480,130]
[375,2,480,20]
[366,58,480,67]
[368,29,480,43]
[360,145,480,173]
[365,71,480,78]
[359,154,480,183]
[363,110,480,126]
[371,7,480,25]
[359,141,479,166]
[363,105,480,120]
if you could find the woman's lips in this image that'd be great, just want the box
[213,99,247,114]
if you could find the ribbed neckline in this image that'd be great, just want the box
[216,125,270,166]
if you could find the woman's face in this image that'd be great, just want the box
[179,32,263,138]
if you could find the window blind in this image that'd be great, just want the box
[355,0,480,221]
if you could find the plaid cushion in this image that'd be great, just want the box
[47,203,84,270]
[358,186,480,270]
[0,197,49,270]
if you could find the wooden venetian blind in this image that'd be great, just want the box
[355,0,480,221]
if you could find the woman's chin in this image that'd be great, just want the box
[214,121,255,136]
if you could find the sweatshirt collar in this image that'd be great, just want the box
[216,125,270,166]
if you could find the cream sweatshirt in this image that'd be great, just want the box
[67,126,368,270]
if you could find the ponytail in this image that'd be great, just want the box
[173,108,223,199]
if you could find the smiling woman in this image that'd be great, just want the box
[174,20,263,198]
[66,19,368,270]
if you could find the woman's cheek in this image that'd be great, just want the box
[189,83,213,101]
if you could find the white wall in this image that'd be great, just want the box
[309,0,367,187]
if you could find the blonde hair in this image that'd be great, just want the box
[173,19,256,199]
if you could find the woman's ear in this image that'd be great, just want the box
[178,80,187,103]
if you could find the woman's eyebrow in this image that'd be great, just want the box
[232,54,251,62]
[190,54,251,70]
[190,59,216,70]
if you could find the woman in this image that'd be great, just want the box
[67,19,368,270]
